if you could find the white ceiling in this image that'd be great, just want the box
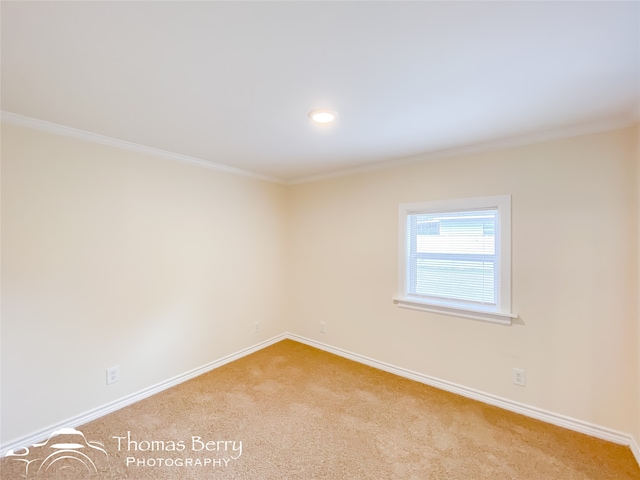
[2,1,639,183]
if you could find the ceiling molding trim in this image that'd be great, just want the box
[287,115,639,185]
[1,111,285,185]
[3,111,636,187]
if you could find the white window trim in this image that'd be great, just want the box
[395,195,516,326]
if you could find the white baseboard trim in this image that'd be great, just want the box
[286,333,640,459]
[3,331,639,471]
[0,333,287,456]
[631,437,640,470]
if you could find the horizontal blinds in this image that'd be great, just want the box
[407,209,498,306]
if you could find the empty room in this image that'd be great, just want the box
[1,1,639,479]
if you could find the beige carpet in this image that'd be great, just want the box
[2,339,639,479]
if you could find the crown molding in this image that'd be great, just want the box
[3,110,637,188]
[286,115,640,185]
[1,111,285,185]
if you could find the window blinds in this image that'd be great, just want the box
[407,209,498,308]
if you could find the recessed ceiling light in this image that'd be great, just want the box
[308,109,338,124]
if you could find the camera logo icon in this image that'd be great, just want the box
[5,427,108,477]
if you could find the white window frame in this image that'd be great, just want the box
[394,195,516,325]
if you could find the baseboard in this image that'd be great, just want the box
[631,436,640,470]
[0,333,287,456]
[286,334,640,457]
[3,331,639,471]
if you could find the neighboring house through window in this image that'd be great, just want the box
[395,195,516,325]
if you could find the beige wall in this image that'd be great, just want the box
[2,121,639,447]
[1,124,288,443]
[288,126,639,436]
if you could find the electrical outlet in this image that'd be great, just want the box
[320,321,326,333]
[512,368,525,386]
[106,365,120,385]
[254,322,260,333]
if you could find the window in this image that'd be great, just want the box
[395,195,516,325]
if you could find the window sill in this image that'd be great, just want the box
[393,296,517,325]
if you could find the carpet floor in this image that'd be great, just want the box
[2,339,639,479]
